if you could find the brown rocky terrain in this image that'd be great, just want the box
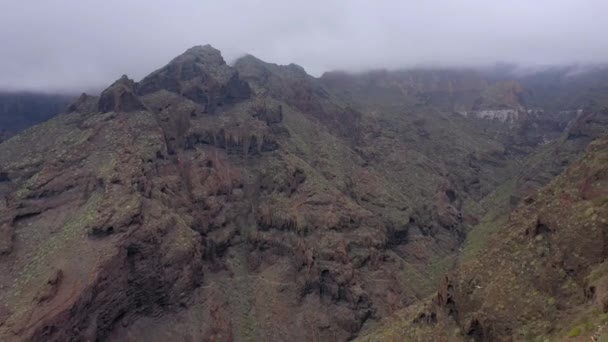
[0,45,607,341]
[358,134,608,341]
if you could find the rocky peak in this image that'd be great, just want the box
[234,53,363,142]
[286,63,308,76]
[234,54,322,101]
[232,54,271,82]
[67,92,98,113]
[137,45,250,113]
[97,75,145,113]
[169,44,226,67]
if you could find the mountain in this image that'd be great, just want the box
[358,134,608,341]
[0,45,606,341]
[0,92,73,139]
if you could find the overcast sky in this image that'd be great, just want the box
[0,0,607,93]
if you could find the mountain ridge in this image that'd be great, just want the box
[0,45,607,341]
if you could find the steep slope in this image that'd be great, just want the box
[358,134,608,341]
[0,83,204,341]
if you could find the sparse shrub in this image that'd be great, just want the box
[567,326,581,338]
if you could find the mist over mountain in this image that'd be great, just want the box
[1,2,608,341]
[2,0,608,92]
[0,43,606,341]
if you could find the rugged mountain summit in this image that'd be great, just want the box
[138,45,251,114]
[0,46,607,341]
[98,75,146,113]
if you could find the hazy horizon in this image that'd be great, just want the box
[1,0,607,93]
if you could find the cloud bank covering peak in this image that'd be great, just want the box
[0,0,606,93]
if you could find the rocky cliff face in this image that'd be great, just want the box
[138,45,251,114]
[0,46,607,341]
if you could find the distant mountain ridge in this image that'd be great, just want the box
[0,92,73,140]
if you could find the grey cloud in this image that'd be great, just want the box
[0,0,607,93]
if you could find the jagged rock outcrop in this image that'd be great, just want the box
[235,55,363,143]
[138,45,251,114]
[98,75,146,113]
[250,100,283,125]
[67,93,98,113]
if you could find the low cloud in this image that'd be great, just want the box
[1,0,606,93]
